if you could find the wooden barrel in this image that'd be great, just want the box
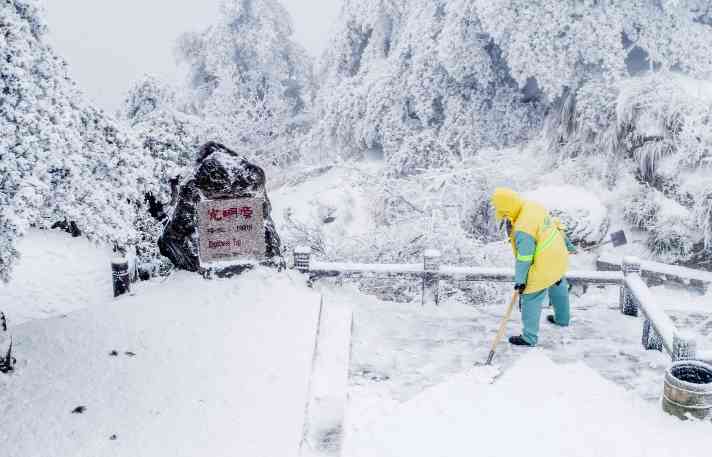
[662,360,712,421]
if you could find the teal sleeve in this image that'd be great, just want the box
[514,231,536,285]
[563,232,577,253]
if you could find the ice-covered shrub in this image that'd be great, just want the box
[525,186,610,247]
[549,74,712,184]
[681,173,712,260]
[647,213,697,264]
[461,196,499,244]
[131,204,173,279]
[624,186,700,263]
[623,186,660,231]
[386,132,459,177]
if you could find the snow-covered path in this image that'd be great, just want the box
[346,351,712,457]
[338,282,712,456]
[0,270,321,457]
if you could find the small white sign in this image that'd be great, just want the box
[198,198,266,264]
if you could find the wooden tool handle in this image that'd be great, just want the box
[485,291,519,365]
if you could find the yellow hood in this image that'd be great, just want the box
[491,187,523,222]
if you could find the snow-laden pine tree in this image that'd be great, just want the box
[175,0,316,168]
[0,0,151,282]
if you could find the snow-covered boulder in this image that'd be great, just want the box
[525,186,610,246]
[159,142,285,276]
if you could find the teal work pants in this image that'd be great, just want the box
[521,278,570,346]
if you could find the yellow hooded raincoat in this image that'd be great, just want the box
[491,187,569,294]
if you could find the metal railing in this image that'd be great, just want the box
[293,247,707,363]
[620,257,701,362]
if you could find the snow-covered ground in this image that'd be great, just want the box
[335,277,712,455]
[1,225,710,456]
[346,351,712,457]
[0,230,114,326]
[0,261,322,457]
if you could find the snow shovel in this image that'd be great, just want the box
[484,291,519,366]
[583,230,628,252]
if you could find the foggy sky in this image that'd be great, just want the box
[43,0,341,113]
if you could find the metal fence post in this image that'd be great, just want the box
[620,257,641,317]
[642,319,663,351]
[111,256,131,298]
[672,331,698,362]
[423,250,442,306]
[0,312,14,374]
[294,246,312,274]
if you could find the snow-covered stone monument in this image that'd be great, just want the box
[159,142,285,277]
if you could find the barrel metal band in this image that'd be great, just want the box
[662,393,711,410]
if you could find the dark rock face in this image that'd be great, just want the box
[0,312,14,374]
[158,142,285,277]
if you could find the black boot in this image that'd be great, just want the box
[547,315,557,325]
[508,335,533,346]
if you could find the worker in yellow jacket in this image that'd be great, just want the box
[491,187,576,346]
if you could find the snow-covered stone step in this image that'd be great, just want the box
[300,296,353,457]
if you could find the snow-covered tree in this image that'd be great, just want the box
[315,0,712,171]
[312,0,545,171]
[123,75,206,202]
[0,0,150,282]
[175,0,316,167]
[120,75,211,278]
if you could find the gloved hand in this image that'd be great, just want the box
[514,283,526,295]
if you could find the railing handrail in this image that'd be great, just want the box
[294,248,707,363]
[598,254,712,286]
[624,273,676,355]
[308,260,623,286]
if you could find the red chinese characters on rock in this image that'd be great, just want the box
[208,206,254,222]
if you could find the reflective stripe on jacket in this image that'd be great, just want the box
[510,200,569,294]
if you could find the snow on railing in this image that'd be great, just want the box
[293,247,707,363]
[620,257,699,361]
[598,254,711,293]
